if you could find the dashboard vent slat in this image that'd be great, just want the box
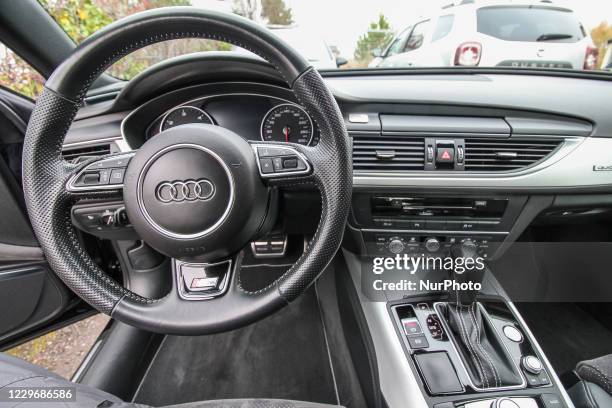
[352,134,425,172]
[464,138,562,172]
[62,144,112,163]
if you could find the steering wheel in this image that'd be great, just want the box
[22,7,351,335]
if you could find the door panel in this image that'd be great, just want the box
[0,86,82,349]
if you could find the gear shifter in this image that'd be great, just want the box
[449,239,484,305]
[438,240,524,390]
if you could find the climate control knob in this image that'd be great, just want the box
[424,238,441,253]
[388,238,405,254]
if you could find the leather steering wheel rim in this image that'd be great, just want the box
[22,7,352,335]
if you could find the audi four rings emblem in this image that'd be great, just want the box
[156,179,215,203]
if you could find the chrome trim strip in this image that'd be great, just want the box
[63,137,123,149]
[136,144,235,240]
[433,302,527,392]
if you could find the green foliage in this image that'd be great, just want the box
[261,0,293,25]
[354,14,394,65]
[0,48,45,99]
[232,0,260,20]
[0,0,235,98]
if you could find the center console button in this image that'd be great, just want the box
[493,398,521,408]
[503,325,524,343]
[388,238,405,254]
[522,355,544,375]
[425,238,441,253]
[407,335,429,349]
[402,319,422,335]
[426,314,446,340]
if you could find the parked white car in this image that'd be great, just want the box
[370,0,598,70]
[234,25,347,69]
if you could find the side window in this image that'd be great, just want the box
[386,27,412,57]
[404,20,431,52]
[0,44,44,99]
[432,15,455,41]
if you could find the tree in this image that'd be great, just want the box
[261,0,293,25]
[0,0,234,98]
[354,14,394,66]
[232,0,260,21]
[591,22,612,68]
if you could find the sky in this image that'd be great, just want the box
[192,0,612,58]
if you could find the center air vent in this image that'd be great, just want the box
[62,143,112,163]
[352,134,425,172]
[464,138,563,171]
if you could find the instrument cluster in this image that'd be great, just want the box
[146,93,318,146]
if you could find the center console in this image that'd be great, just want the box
[344,192,574,408]
[352,193,528,260]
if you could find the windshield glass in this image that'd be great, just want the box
[39,0,612,78]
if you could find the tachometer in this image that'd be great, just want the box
[160,106,213,132]
[260,104,313,145]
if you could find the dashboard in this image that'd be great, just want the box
[63,54,612,197]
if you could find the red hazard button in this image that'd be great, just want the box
[436,146,455,164]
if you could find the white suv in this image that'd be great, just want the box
[370,0,598,70]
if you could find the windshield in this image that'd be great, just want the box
[39,0,612,78]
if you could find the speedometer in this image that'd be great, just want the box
[160,106,213,132]
[260,104,314,145]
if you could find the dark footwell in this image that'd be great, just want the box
[133,289,338,406]
[516,302,612,374]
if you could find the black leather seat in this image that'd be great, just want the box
[568,354,612,408]
[0,353,342,408]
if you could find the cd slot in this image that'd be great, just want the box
[371,196,508,219]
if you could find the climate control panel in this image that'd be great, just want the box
[363,232,502,259]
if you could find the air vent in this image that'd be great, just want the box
[352,134,425,172]
[464,138,562,171]
[62,144,112,163]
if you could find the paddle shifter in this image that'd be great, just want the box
[438,240,524,390]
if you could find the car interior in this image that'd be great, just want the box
[1,1,612,408]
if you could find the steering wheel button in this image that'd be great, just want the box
[109,169,125,184]
[283,158,298,169]
[259,158,274,174]
[82,173,100,185]
[99,169,111,184]
[272,157,283,171]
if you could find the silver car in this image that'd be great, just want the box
[370,0,598,70]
